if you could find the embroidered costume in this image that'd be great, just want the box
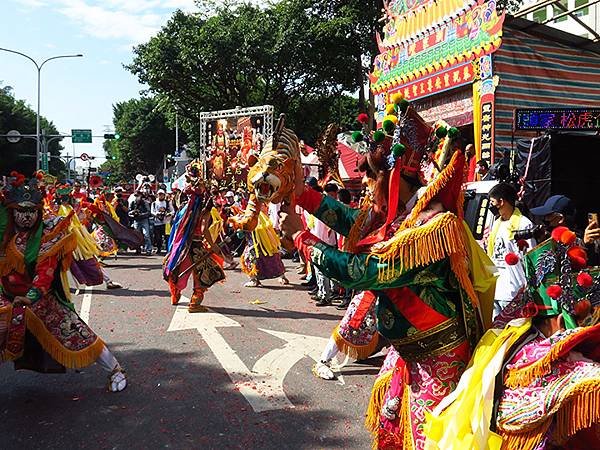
[292,98,496,449]
[163,161,226,312]
[0,172,126,392]
[424,227,600,450]
[238,209,287,287]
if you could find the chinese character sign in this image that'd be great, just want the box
[515,108,600,131]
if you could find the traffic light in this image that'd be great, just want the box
[103,133,121,140]
[166,155,176,168]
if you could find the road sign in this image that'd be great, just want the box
[80,152,90,161]
[89,167,98,173]
[71,129,92,143]
[6,130,21,143]
[41,152,49,171]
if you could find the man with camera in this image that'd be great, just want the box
[151,189,174,255]
[129,191,152,255]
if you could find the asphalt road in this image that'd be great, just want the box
[1,255,378,449]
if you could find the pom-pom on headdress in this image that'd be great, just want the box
[351,94,462,186]
[3,171,45,209]
[499,231,600,329]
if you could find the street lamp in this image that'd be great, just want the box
[0,47,83,171]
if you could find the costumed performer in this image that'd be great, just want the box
[424,226,600,450]
[280,96,497,450]
[0,172,127,391]
[163,160,226,313]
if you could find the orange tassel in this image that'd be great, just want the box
[332,325,379,361]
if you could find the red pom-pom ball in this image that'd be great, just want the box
[560,230,577,246]
[516,239,530,251]
[567,246,588,270]
[505,252,520,266]
[577,272,594,288]
[574,299,592,317]
[546,284,563,299]
[357,113,369,124]
[551,226,569,242]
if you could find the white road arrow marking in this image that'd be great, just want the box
[257,329,345,386]
[167,298,336,412]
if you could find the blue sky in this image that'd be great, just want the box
[0,0,201,166]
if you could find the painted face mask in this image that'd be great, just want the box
[14,208,39,230]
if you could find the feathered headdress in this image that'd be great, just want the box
[315,123,344,187]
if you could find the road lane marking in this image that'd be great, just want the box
[80,286,93,323]
[168,299,333,412]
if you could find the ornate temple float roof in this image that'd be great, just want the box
[371,0,505,97]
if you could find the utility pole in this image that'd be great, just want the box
[0,47,83,170]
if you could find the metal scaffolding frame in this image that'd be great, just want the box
[198,105,274,161]
[514,0,600,42]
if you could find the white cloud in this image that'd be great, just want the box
[13,0,200,44]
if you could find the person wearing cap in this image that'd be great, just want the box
[530,194,576,230]
[531,194,599,266]
[151,189,174,255]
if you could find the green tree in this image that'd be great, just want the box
[126,1,366,146]
[104,97,175,181]
[0,83,64,176]
[497,0,523,13]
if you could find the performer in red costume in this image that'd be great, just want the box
[0,172,127,391]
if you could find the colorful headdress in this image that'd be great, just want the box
[493,226,600,330]
[352,93,461,186]
[184,159,206,194]
[522,229,599,328]
[3,171,45,209]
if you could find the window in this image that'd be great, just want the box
[574,0,589,17]
[532,7,547,22]
[553,0,568,22]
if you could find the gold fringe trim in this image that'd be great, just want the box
[500,420,552,450]
[504,327,594,389]
[554,379,600,442]
[240,253,258,278]
[500,380,600,450]
[0,237,26,277]
[332,325,379,361]
[400,380,415,450]
[365,369,394,433]
[345,198,371,253]
[402,149,464,231]
[373,212,466,282]
[450,252,479,308]
[24,308,104,369]
[0,230,77,277]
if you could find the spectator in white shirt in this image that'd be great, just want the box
[487,183,535,318]
[151,189,174,254]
